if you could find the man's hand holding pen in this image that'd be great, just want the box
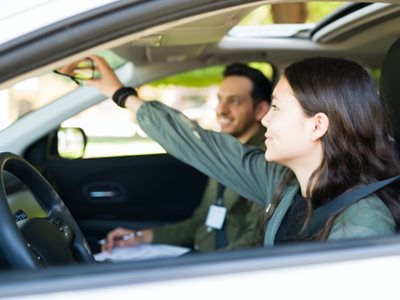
[99,227,154,252]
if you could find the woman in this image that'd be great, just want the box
[86,56,400,246]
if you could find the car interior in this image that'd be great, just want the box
[380,38,400,142]
[1,0,400,296]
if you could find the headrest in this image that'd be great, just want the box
[380,39,400,141]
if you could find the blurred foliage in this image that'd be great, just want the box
[248,62,274,79]
[240,2,345,24]
[151,65,225,87]
[151,2,346,87]
[370,68,381,88]
[240,5,274,25]
[306,2,345,23]
[150,63,274,87]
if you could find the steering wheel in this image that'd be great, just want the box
[0,152,94,269]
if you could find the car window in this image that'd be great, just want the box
[58,62,274,159]
[0,50,125,132]
[370,68,381,88]
[238,2,346,26]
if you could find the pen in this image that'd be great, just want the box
[97,231,143,245]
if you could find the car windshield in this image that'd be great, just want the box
[0,2,350,133]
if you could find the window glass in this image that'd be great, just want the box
[59,62,274,159]
[239,2,347,25]
[0,50,125,132]
[370,68,381,88]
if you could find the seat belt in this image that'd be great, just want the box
[215,183,228,249]
[308,175,400,236]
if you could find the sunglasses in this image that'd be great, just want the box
[54,58,98,85]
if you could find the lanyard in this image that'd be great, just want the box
[215,183,227,249]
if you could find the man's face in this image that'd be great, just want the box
[216,76,258,139]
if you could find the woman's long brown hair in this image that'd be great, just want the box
[262,57,400,240]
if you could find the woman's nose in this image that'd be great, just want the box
[261,111,270,128]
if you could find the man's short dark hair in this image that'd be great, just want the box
[223,63,272,105]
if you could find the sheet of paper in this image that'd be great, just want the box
[94,244,191,262]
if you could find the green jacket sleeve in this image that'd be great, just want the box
[137,101,287,207]
[152,180,214,246]
[224,201,264,250]
[328,195,395,240]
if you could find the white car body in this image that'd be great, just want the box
[0,0,400,298]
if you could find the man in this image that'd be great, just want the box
[97,62,272,252]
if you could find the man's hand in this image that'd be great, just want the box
[101,227,154,253]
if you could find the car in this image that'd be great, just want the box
[1,0,400,298]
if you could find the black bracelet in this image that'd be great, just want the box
[112,87,138,108]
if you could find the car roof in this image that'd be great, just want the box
[0,0,118,45]
[1,0,400,88]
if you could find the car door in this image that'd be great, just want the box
[24,109,208,252]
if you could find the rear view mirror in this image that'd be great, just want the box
[57,127,87,159]
[54,58,100,85]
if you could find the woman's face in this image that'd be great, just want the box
[261,77,319,169]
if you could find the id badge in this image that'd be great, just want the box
[205,205,227,229]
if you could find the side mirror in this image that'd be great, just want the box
[57,127,88,159]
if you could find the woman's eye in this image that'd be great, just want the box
[271,104,279,111]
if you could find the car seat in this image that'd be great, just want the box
[380,38,400,141]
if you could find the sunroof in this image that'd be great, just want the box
[238,2,348,25]
[228,24,314,38]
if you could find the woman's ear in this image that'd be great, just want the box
[311,112,329,141]
[255,101,270,121]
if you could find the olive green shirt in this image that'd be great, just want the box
[138,101,395,246]
[152,129,265,252]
